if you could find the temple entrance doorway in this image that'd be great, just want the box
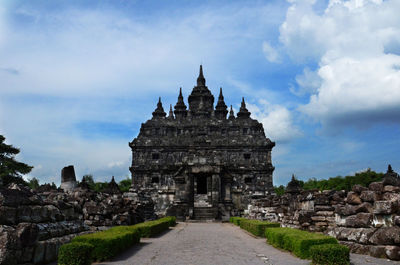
[194,174,211,207]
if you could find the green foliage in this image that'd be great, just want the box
[58,242,94,265]
[229,217,246,226]
[302,169,383,191]
[0,135,33,186]
[93,182,108,192]
[274,185,285,195]
[265,227,338,259]
[72,226,140,261]
[239,219,280,237]
[133,216,174,237]
[118,176,132,192]
[310,244,350,265]
[27,177,40,190]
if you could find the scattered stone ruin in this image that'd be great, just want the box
[247,166,400,260]
[0,166,155,265]
[129,65,275,221]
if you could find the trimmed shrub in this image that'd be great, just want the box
[58,242,94,265]
[310,244,350,265]
[229,217,246,226]
[68,217,175,261]
[240,219,280,237]
[133,217,172,237]
[72,226,140,261]
[265,227,338,259]
[161,216,177,227]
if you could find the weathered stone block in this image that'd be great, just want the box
[384,186,400,192]
[345,213,372,228]
[374,201,398,215]
[352,184,368,194]
[16,223,38,247]
[315,221,328,227]
[373,214,394,228]
[383,192,400,202]
[315,211,334,216]
[44,239,57,263]
[0,206,17,225]
[311,216,326,221]
[315,205,334,211]
[385,246,400,261]
[369,245,387,258]
[369,182,384,192]
[33,241,46,264]
[314,194,329,205]
[31,206,44,223]
[360,190,379,202]
[17,205,32,223]
[394,216,400,226]
[347,192,362,205]
[369,227,400,245]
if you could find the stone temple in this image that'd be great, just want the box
[129,66,275,220]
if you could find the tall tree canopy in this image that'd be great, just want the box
[0,135,33,186]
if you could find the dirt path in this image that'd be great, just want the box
[99,222,400,265]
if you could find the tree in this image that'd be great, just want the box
[28,177,40,190]
[118,176,132,192]
[82,174,95,190]
[0,135,33,186]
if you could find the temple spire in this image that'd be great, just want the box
[197,65,206,86]
[237,97,251,119]
[228,105,235,120]
[174,87,188,119]
[168,104,174,119]
[215,87,228,119]
[152,97,166,118]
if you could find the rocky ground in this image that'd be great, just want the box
[98,222,400,265]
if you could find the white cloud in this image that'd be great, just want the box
[247,100,302,143]
[290,67,321,96]
[262,41,281,63]
[280,0,400,129]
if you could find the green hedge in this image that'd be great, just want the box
[265,227,338,259]
[310,244,350,265]
[72,226,141,261]
[58,242,94,265]
[66,217,176,262]
[133,216,173,237]
[229,217,246,226]
[161,216,177,227]
[239,219,280,237]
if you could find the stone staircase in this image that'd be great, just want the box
[193,207,218,220]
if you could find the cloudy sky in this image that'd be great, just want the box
[0,0,399,186]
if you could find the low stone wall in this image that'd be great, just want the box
[0,184,155,265]
[246,180,400,260]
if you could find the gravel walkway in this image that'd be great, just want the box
[98,222,400,265]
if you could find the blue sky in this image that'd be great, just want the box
[0,0,399,186]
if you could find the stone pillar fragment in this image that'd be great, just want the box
[60,165,77,192]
